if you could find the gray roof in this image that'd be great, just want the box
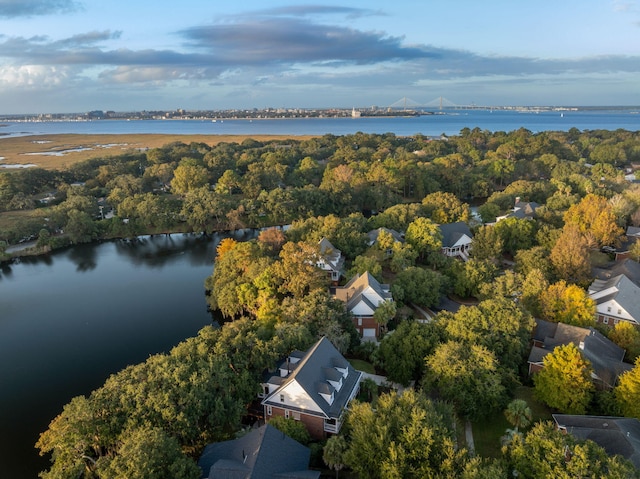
[197,424,319,479]
[590,274,640,323]
[553,415,640,468]
[333,271,392,311]
[514,199,540,218]
[366,227,404,246]
[594,260,640,287]
[529,319,631,388]
[262,337,363,420]
[627,226,640,238]
[317,238,344,273]
[438,221,473,248]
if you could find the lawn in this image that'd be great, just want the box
[472,386,553,458]
[348,358,376,374]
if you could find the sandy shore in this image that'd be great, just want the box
[0,133,316,170]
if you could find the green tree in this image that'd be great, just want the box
[373,300,397,333]
[275,241,329,298]
[533,343,594,414]
[374,320,445,386]
[344,390,459,479]
[267,417,311,445]
[323,435,348,479]
[503,399,532,434]
[539,280,596,327]
[609,321,640,362]
[615,357,640,419]
[449,258,499,299]
[170,163,209,195]
[504,421,638,479]
[425,341,510,419]
[98,426,200,479]
[405,217,442,261]
[391,266,443,308]
[470,225,503,262]
[493,217,535,256]
[421,191,470,223]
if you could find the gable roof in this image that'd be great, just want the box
[262,337,362,420]
[529,319,631,388]
[366,227,404,246]
[553,415,640,468]
[594,259,640,287]
[197,424,319,479]
[317,237,344,273]
[589,274,640,323]
[438,222,473,248]
[627,226,640,238]
[514,199,540,218]
[333,271,392,310]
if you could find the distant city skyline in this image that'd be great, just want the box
[0,0,639,114]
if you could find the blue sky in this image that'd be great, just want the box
[0,0,639,113]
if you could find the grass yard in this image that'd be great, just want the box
[348,358,376,374]
[472,386,554,458]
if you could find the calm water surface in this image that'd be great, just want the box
[1,109,639,138]
[0,233,242,478]
[1,110,639,477]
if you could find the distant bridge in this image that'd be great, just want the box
[388,96,484,110]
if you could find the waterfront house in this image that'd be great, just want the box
[261,337,362,440]
[438,221,473,260]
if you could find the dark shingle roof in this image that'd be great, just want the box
[366,227,404,245]
[438,221,472,248]
[262,337,362,420]
[553,415,640,468]
[594,259,640,287]
[197,424,319,479]
[529,319,630,388]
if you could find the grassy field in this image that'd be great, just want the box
[0,133,316,170]
[472,386,554,458]
[348,359,376,374]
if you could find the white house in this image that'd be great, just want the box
[438,221,473,260]
[589,274,640,326]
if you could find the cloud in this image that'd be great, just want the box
[0,0,81,18]
[233,5,386,20]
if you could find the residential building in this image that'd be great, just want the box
[261,337,362,440]
[316,238,344,282]
[528,319,631,389]
[588,273,640,326]
[197,424,320,479]
[438,221,473,260]
[496,197,540,222]
[553,415,640,468]
[333,271,393,338]
[366,227,404,256]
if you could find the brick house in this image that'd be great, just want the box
[261,337,362,440]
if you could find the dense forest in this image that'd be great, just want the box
[3,127,640,478]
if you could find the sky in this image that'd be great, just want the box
[0,0,639,113]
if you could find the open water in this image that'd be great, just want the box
[0,109,639,477]
[1,108,639,138]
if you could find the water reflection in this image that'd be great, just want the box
[68,243,98,272]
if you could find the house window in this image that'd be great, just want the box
[266,405,272,416]
[280,394,285,403]
[358,318,362,326]
[292,411,300,420]
[285,409,290,419]
[614,319,620,325]
[607,306,612,312]
[618,309,622,315]
[603,317,609,325]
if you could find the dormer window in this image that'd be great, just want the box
[280,394,285,403]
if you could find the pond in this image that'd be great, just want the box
[0,233,247,478]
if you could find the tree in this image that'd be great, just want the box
[493,217,535,256]
[470,225,503,262]
[505,421,638,479]
[549,224,592,285]
[374,320,445,386]
[421,191,470,223]
[391,266,443,308]
[405,217,442,261]
[539,280,596,327]
[170,163,209,195]
[441,298,535,376]
[520,268,549,318]
[615,357,640,419]
[609,321,640,362]
[373,300,397,332]
[98,426,200,479]
[449,258,498,299]
[275,241,329,298]
[533,343,594,414]
[425,341,510,420]
[344,390,459,479]
[563,193,624,247]
[267,417,311,445]
[503,399,532,434]
[323,435,348,479]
